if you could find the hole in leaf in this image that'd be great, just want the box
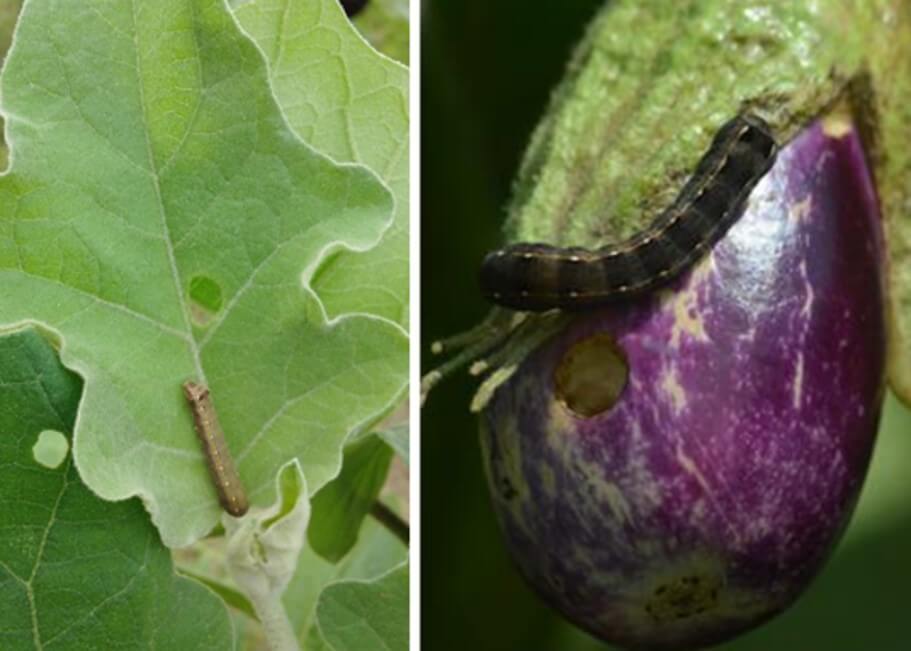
[188,275,223,327]
[32,430,69,469]
[554,332,629,418]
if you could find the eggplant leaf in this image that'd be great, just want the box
[0,328,234,650]
[0,0,406,546]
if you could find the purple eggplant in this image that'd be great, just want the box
[480,120,887,650]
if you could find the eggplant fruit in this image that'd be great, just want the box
[480,119,887,650]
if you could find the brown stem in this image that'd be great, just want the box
[370,501,409,546]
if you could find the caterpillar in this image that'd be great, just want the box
[479,113,778,311]
[182,381,249,517]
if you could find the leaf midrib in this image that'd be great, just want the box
[129,0,205,383]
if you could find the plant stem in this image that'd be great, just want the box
[371,500,409,545]
[252,591,300,651]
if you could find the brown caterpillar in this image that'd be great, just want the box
[183,381,249,517]
[479,113,778,311]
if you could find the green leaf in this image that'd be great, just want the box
[0,328,234,650]
[234,0,410,326]
[375,424,408,465]
[0,0,407,546]
[308,435,394,562]
[314,563,409,651]
[285,517,407,647]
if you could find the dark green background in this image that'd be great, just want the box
[421,1,911,649]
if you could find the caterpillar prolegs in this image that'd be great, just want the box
[479,113,779,311]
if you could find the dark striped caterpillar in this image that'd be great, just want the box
[183,381,249,517]
[479,113,778,311]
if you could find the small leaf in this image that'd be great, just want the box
[234,0,410,325]
[315,563,408,651]
[308,435,394,562]
[0,328,233,650]
[284,517,407,644]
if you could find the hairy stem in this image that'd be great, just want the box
[251,590,300,651]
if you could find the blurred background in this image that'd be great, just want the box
[421,1,911,649]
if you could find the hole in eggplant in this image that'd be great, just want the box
[554,332,628,417]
